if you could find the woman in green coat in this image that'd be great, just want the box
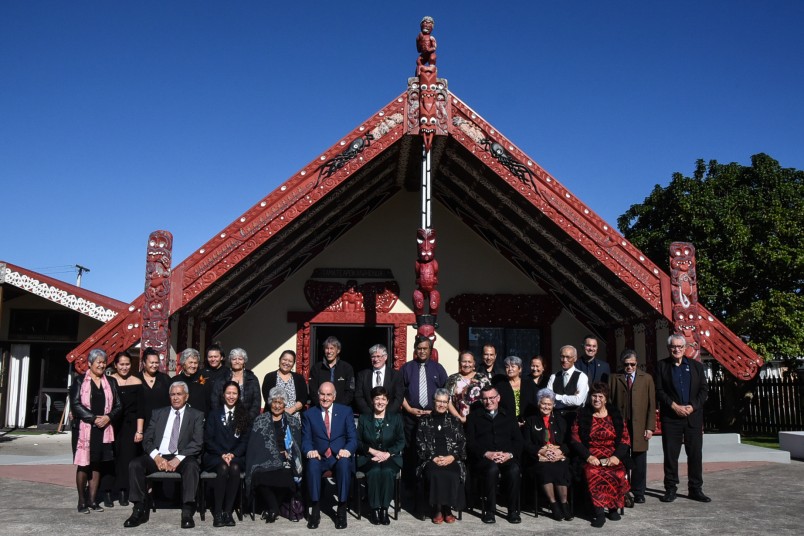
[356,386,405,525]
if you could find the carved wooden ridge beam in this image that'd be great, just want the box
[448,96,665,311]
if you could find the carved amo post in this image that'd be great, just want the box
[669,242,701,361]
[413,16,441,360]
[142,230,173,373]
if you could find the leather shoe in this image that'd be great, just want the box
[380,508,390,525]
[262,510,277,523]
[103,492,115,508]
[660,490,677,503]
[507,511,521,524]
[689,490,712,503]
[607,510,621,521]
[561,502,573,521]
[335,511,347,529]
[224,511,236,527]
[123,507,148,528]
[181,515,195,529]
[213,513,225,527]
[481,512,495,524]
[306,513,320,529]
[370,509,381,525]
[634,495,645,504]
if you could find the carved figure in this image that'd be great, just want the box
[142,230,173,372]
[316,134,374,185]
[418,67,439,152]
[413,228,440,316]
[669,242,700,360]
[416,16,437,74]
[481,138,538,192]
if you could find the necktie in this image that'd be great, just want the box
[226,410,233,426]
[563,371,570,387]
[419,363,428,408]
[626,374,633,390]
[324,409,332,458]
[375,370,382,387]
[168,410,181,454]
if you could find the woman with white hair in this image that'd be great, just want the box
[170,348,210,414]
[245,386,303,523]
[70,348,122,514]
[210,347,262,421]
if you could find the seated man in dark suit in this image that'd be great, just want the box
[302,381,357,530]
[124,381,205,529]
[354,344,403,415]
[465,385,523,524]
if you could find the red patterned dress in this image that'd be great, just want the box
[573,414,631,509]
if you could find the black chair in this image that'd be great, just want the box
[145,472,203,519]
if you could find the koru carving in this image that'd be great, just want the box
[142,230,173,372]
[669,242,701,360]
[304,279,400,314]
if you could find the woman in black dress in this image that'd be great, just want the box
[138,347,171,430]
[245,386,303,523]
[415,388,466,524]
[109,352,143,507]
[522,388,571,521]
[203,381,251,527]
[71,348,121,513]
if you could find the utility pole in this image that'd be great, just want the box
[75,264,90,287]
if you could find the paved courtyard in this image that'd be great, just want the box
[1,432,801,535]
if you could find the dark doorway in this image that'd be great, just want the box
[312,325,392,373]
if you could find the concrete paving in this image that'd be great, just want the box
[1,431,802,535]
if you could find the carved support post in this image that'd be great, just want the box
[142,230,173,373]
[669,242,701,361]
[393,323,408,370]
[297,322,312,380]
[192,317,202,353]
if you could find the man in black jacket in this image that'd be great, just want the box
[309,337,355,407]
[354,344,403,415]
[465,385,523,524]
[655,334,710,504]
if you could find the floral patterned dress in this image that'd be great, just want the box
[445,372,491,418]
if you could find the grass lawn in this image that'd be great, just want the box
[741,435,780,449]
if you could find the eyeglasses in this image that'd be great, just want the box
[434,399,449,404]
[669,345,685,350]
[559,355,574,360]
[623,362,638,368]
[480,395,499,402]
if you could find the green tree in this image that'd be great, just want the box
[618,153,804,362]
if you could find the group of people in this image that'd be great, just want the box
[70,333,709,529]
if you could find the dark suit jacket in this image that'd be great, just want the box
[354,366,404,415]
[261,370,309,412]
[202,408,250,470]
[577,357,611,385]
[301,402,357,457]
[465,408,523,464]
[143,404,205,459]
[356,411,404,469]
[655,357,708,428]
[309,360,355,407]
[521,412,569,462]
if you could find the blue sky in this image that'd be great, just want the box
[2,1,802,302]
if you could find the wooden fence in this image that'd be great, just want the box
[705,375,804,435]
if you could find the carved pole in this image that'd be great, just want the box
[413,16,441,360]
[669,242,701,361]
[142,230,173,373]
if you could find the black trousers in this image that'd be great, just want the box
[474,459,520,513]
[128,454,200,506]
[630,450,648,496]
[660,418,703,492]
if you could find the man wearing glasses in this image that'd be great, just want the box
[546,345,589,428]
[609,349,656,504]
[656,334,710,503]
[465,385,522,524]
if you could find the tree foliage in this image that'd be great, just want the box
[618,154,804,361]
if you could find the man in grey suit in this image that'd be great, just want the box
[124,381,205,529]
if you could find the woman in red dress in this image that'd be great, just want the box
[571,382,631,528]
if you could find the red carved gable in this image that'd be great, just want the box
[68,88,763,379]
